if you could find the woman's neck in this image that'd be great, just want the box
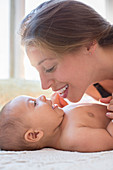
[94,45,113,81]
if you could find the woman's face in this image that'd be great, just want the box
[26,46,95,102]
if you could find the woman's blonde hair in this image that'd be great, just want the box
[20,0,113,54]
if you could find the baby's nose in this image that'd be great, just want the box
[39,95,46,101]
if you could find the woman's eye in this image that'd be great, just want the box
[45,66,55,73]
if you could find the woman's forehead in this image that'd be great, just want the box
[26,45,58,58]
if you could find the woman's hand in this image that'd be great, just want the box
[51,92,68,108]
[100,94,113,119]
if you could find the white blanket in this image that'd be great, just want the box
[1,149,113,170]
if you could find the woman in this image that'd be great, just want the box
[20,0,113,118]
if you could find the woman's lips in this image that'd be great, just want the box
[56,85,68,98]
[57,84,68,93]
[59,86,68,98]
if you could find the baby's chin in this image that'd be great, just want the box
[59,113,65,127]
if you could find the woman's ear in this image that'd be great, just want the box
[24,129,44,143]
[87,40,97,54]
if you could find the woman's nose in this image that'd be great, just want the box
[40,74,54,90]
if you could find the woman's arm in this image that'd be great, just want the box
[85,84,102,100]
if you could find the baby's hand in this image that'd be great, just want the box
[51,93,68,108]
[100,94,113,119]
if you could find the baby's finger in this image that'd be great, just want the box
[106,112,113,119]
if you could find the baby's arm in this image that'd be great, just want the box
[106,120,113,137]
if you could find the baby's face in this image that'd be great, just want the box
[6,95,64,135]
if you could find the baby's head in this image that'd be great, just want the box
[0,102,36,151]
[0,95,64,151]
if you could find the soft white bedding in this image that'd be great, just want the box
[1,149,113,170]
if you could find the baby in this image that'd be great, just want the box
[0,93,113,152]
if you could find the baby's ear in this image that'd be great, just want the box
[24,129,44,142]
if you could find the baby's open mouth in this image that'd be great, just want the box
[52,104,58,109]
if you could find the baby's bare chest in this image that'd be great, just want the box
[65,104,110,129]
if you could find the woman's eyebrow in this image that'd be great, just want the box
[38,58,48,65]
[38,58,54,65]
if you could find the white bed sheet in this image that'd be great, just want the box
[1,148,113,170]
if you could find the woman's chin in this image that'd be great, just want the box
[67,94,82,103]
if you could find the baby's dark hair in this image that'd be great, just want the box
[0,102,40,151]
[20,0,113,54]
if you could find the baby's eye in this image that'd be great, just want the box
[34,101,36,106]
[45,66,56,73]
[29,100,36,107]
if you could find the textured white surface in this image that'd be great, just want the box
[1,148,113,170]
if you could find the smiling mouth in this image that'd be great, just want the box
[57,84,69,96]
